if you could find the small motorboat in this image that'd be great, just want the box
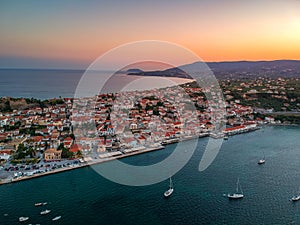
[35,202,47,206]
[40,209,51,215]
[19,216,29,222]
[257,159,266,165]
[164,177,174,198]
[52,216,62,221]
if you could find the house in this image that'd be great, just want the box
[44,148,62,161]
[63,136,73,148]
[69,144,80,153]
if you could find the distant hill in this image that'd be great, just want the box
[126,60,300,79]
[126,67,191,79]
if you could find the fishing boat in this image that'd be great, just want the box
[40,209,51,215]
[52,216,62,221]
[228,178,244,199]
[19,216,29,222]
[164,177,174,198]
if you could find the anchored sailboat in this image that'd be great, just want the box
[290,194,300,201]
[164,177,174,198]
[228,178,244,199]
[258,150,266,164]
[290,187,300,201]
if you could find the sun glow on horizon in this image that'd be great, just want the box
[1,0,300,68]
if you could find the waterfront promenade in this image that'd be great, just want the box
[0,128,260,186]
[0,145,166,185]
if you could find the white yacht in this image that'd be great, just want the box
[40,209,51,215]
[164,177,174,198]
[258,151,266,164]
[52,216,62,221]
[35,202,47,206]
[291,194,300,201]
[228,178,244,199]
[19,217,29,222]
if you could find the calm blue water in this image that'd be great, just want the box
[1,126,300,225]
[0,69,83,99]
[0,69,193,99]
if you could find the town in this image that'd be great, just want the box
[0,75,299,184]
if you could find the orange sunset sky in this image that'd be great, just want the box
[0,0,300,69]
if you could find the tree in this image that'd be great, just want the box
[27,146,35,158]
[70,133,76,140]
[58,143,74,159]
[61,148,73,159]
[76,150,83,158]
[14,143,27,159]
[3,100,11,112]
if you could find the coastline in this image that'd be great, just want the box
[0,145,166,186]
[2,124,298,186]
[0,130,259,186]
[264,123,300,127]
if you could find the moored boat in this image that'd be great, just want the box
[228,178,244,199]
[52,216,62,221]
[19,216,29,222]
[35,202,47,206]
[290,194,300,201]
[258,150,266,164]
[40,209,51,215]
[228,193,244,199]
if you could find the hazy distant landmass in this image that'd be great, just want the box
[126,60,300,79]
[127,67,191,79]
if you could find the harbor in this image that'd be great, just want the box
[0,127,260,186]
[1,126,300,225]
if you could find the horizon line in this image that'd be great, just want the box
[1,59,300,71]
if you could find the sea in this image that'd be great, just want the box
[0,69,82,100]
[1,69,300,224]
[0,126,300,225]
[0,69,193,99]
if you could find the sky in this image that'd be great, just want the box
[1,0,300,69]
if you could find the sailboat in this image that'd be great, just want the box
[228,178,244,199]
[290,194,300,201]
[290,187,300,201]
[164,177,174,197]
[258,150,266,164]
